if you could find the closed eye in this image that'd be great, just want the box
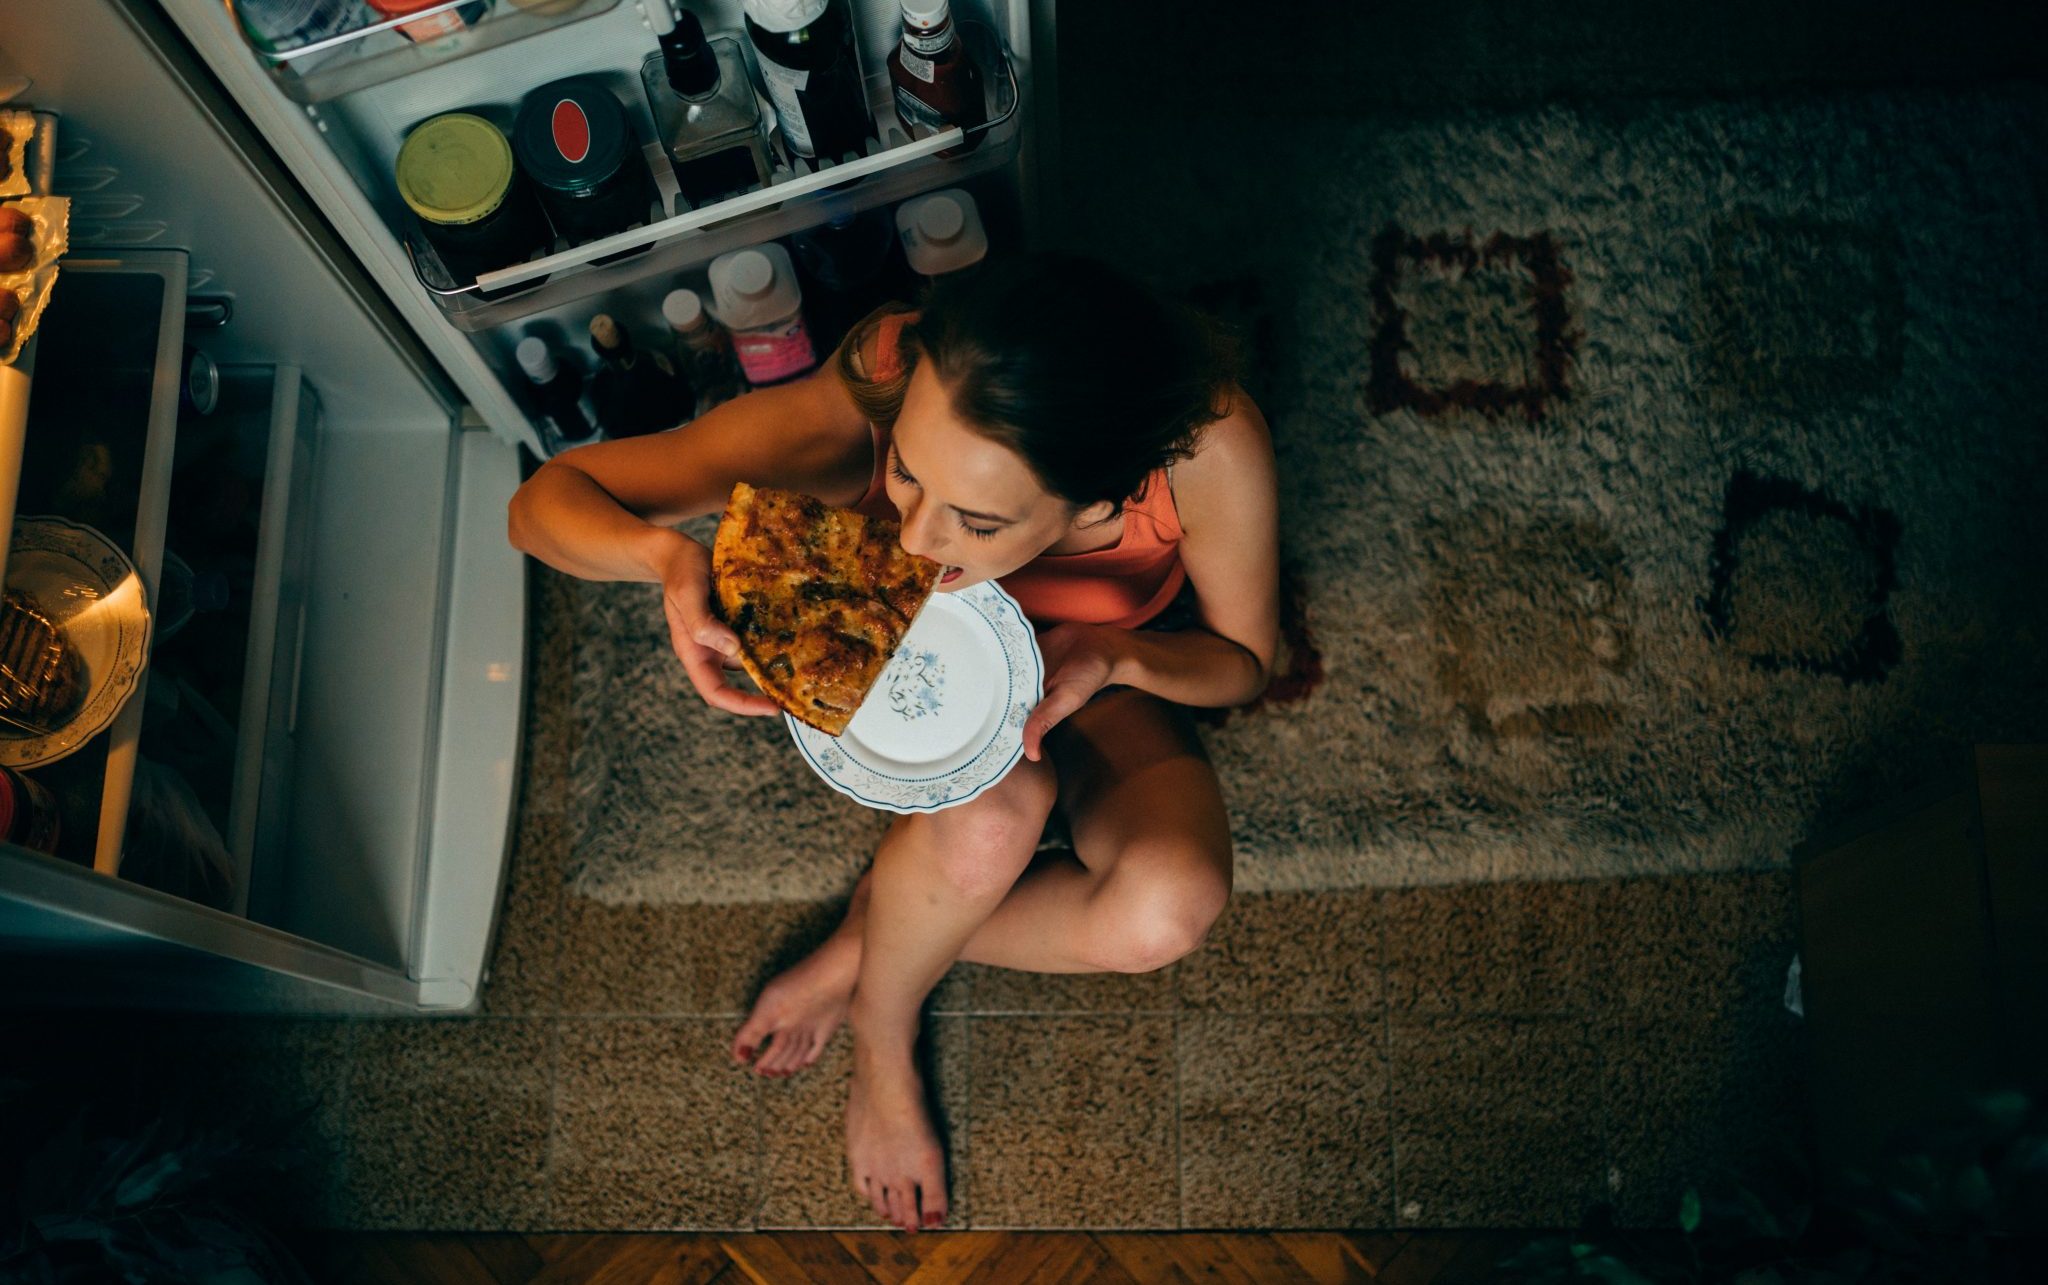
[890,444,1003,539]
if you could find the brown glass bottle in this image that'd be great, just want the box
[887,1,984,158]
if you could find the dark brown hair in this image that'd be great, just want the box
[833,252,1241,512]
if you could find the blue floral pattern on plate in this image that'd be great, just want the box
[787,581,1044,814]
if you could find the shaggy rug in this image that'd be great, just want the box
[561,85,2048,905]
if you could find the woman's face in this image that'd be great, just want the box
[885,359,1109,591]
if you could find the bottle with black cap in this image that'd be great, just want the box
[587,314,695,438]
[640,2,775,212]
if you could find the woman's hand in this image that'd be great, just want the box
[655,533,783,718]
[1021,623,1125,761]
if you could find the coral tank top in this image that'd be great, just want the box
[852,311,1188,630]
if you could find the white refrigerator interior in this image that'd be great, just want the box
[0,0,526,1014]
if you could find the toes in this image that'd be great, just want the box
[732,1011,775,1063]
[757,1036,801,1077]
[887,1184,916,1233]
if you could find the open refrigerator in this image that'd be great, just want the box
[0,0,1057,1014]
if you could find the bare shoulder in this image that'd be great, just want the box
[1173,386,1276,526]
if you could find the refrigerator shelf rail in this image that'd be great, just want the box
[232,0,625,106]
[401,20,1020,332]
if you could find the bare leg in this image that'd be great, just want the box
[731,843,1115,1078]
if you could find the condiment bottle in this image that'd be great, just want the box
[895,188,987,279]
[515,336,598,453]
[588,314,694,438]
[708,244,818,387]
[742,0,876,169]
[888,1,984,157]
[640,4,776,211]
[789,196,909,351]
[662,288,747,411]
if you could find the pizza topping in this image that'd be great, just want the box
[710,482,942,736]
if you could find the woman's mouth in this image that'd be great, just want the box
[940,566,963,584]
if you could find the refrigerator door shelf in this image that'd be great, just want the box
[408,23,1022,332]
[2,254,189,881]
[237,0,624,107]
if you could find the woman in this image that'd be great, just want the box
[507,251,1280,1234]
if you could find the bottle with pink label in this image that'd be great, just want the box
[708,243,818,387]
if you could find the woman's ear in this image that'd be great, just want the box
[1073,499,1119,530]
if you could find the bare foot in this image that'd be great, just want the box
[731,875,869,1077]
[846,1045,948,1233]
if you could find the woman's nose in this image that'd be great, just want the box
[899,499,945,562]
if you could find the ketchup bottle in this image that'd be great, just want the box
[887,1,984,158]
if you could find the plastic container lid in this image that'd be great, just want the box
[895,189,987,276]
[901,1,952,30]
[708,244,803,330]
[662,288,706,331]
[513,76,631,195]
[515,336,558,383]
[396,113,515,226]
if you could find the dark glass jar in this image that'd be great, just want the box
[513,76,659,262]
[395,112,552,292]
[743,0,876,168]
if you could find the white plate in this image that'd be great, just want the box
[0,516,153,767]
[789,578,1044,814]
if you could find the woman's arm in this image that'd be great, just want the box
[1023,391,1282,758]
[506,359,877,584]
[506,346,881,716]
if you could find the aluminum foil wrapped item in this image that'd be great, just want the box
[0,109,31,198]
[0,193,69,365]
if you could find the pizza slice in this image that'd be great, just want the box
[711,482,942,735]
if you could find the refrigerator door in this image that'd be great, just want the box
[0,0,525,1013]
[155,0,1059,456]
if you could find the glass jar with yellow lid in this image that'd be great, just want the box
[395,111,553,291]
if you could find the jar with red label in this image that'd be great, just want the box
[366,0,491,44]
[0,765,61,857]
[512,75,659,254]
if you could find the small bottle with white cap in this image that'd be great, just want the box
[514,335,598,455]
[707,243,819,387]
[662,286,746,411]
[895,188,988,279]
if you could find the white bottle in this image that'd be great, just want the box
[707,244,818,387]
[895,188,987,278]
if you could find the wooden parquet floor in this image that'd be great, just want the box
[286,1229,1538,1284]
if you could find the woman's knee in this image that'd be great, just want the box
[1088,846,1232,973]
[924,759,1058,898]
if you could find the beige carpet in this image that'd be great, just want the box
[563,84,2048,906]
